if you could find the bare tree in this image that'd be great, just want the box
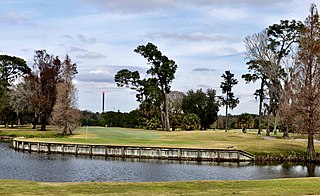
[242,30,272,135]
[289,4,320,160]
[168,91,185,131]
[51,55,80,135]
[243,22,301,136]
[10,79,35,126]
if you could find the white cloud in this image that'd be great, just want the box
[62,34,73,39]
[147,32,229,42]
[77,52,106,59]
[80,0,178,13]
[192,68,216,72]
[69,46,88,53]
[0,11,36,26]
[77,34,97,43]
[80,0,301,14]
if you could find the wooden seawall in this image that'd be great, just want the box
[12,139,254,162]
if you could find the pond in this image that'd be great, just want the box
[0,142,319,182]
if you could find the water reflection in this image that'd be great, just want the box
[0,142,319,182]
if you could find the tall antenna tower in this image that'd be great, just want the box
[102,91,106,113]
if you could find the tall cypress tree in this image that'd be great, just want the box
[220,70,239,132]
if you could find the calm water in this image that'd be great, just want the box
[0,142,319,182]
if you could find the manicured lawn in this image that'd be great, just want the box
[0,126,59,138]
[1,178,320,195]
[22,127,319,156]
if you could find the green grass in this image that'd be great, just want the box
[0,126,60,138]
[1,126,316,157]
[20,127,317,157]
[1,178,320,195]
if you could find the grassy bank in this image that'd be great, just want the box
[3,126,318,157]
[0,126,60,138]
[1,178,320,195]
[25,127,318,157]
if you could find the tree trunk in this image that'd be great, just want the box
[4,118,8,128]
[16,111,20,127]
[273,112,277,135]
[161,111,165,131]
[266,111,271,136]
[163,93,170,131]
[307,133,316,160]
[258,97,263,135]
[307,162,316,177]
[40,113,47,131]
[32,112,38,129]
[283,121,289,138]
[257,78,265,135]
[266,99,271,136]
[157,105,164,131]
[225,104,228,132]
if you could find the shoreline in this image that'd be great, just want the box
[12,138,255,162]
[9,138,320,163]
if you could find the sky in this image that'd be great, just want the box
[0,0,318,114]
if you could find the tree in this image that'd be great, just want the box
[243,20,302,136]
[267,20,303,65]
[115,43,178,131]
[0,55,30,89]
[182,88,219,130]
[10,80,35,126]
[242,31,271,135]
[0,90,14,127]
[0,55,30,126]
[134,43,178,131]
[266,19,302,137]
[219,70,239,132]
[51,55,80,135]
[81,110,103,126]
[288,4,320,160]
[168,91,185,131]
[28,50,62,131]
[115,70,163,128]
[182,113,201,131]
[237,113,255,133]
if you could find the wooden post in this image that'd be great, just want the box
[21,141,24,152]
[47,143,51,154]
[37,143,40,153]
[217,150,220,162]
[75,145,78,156]
[61,144,64,154]
[105,146,108,158]
[89,145,93,156]
[121,147,125,157]
[29,143,31,153]
[197,150,201,162]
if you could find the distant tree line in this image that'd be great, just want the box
[80,110,265,131]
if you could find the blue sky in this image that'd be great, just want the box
[0,0,317,114]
